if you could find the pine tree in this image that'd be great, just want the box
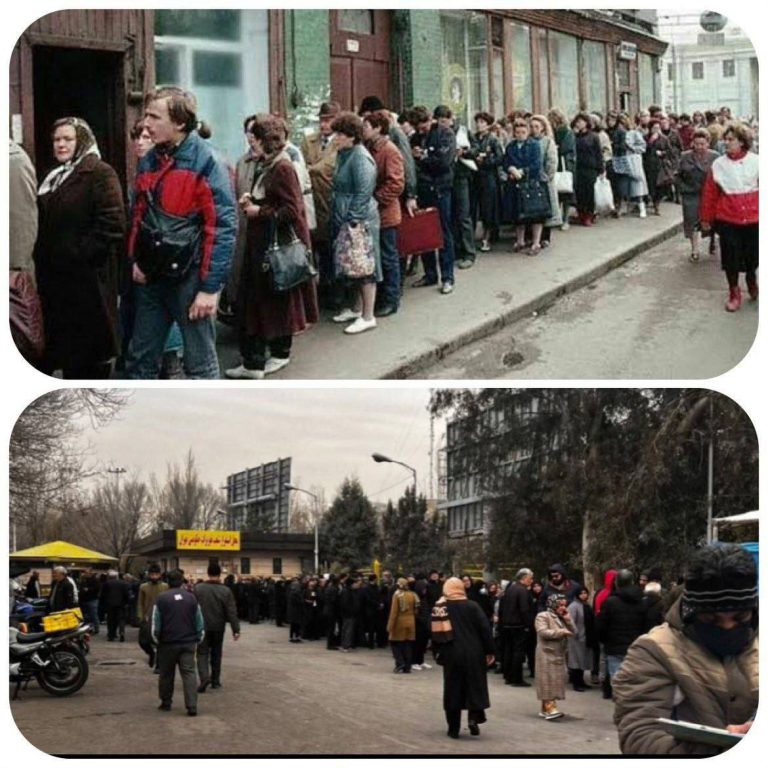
[320,477,379,570]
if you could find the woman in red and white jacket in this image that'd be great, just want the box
[699,122,759,312]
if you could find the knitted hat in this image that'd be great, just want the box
[359,96,385,115]
[682,544,758,619]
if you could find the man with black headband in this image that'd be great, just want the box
[612,544,758,755]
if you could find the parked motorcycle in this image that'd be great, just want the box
[10,597,92,656]
[9,624,90,699]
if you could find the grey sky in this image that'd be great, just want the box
[74,388,441,503]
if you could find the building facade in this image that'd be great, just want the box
[224,458,292,534]
[10,8,667,187]
[662,29,758,118]
[133,529,314,580]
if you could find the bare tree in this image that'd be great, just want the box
[67,476,151,559]
[148,450,225,531]
[10,389,130,548]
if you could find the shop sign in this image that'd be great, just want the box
[619,41,637,61]
[176,530,241,551]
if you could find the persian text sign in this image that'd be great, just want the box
[176,530,241,551]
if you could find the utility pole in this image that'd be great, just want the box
[706,398,715,544]
[107,466,126,491]
[429,414,435,501]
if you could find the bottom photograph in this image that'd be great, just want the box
[7,388,759,758]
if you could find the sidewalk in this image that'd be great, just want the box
[218,207,682,380]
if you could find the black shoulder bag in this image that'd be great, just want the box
[262,217,316,293]
[135,167,203,283]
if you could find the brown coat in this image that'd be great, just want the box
[612,598,758,755]
[386,590,419,642]
[9,140,38,274]
[33,153,125,370]
[534,610,574,701]
[242,156,318,340]
[368,136,405,229]
[301,132,337,242]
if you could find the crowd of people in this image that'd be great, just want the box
[8,86,759,379]
[19,542,757,752]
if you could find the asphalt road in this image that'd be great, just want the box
[10,621,620,756]
[420,233,758,380]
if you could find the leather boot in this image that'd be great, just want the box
[725,286,743,312]
[746,276,759,301]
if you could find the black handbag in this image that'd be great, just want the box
[516,177,552,222]
[135,188,202,282]
[262,218,316,293]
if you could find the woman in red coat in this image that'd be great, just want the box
[33,117,125,378]
[699,122,759,312]
[226,114,319,378]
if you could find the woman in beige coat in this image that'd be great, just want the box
[387,577,419,673]
[535,593,575,720]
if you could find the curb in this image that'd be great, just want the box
[382,221,683,379]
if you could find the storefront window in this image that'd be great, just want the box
[549,31,579,117]
[440,11,490,126]
[154,10,270,164]
[537,28,550,112]
[583,40,607,114]
[491,49,504,120]
[510,22,533,110]
[638,53,656,109]
[338,10,374,35]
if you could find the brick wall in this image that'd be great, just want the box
[400,11,444,108]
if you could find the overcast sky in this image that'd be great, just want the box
[71,388,441,503]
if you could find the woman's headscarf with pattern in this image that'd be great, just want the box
[39,117,101,196]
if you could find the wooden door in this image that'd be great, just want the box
[330,10,391,112]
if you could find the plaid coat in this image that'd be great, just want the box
[534,610,574,701]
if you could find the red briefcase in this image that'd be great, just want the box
[397,207,444,257]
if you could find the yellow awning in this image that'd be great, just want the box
[10,540,118,563]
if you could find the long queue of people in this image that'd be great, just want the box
[8,89,758,379]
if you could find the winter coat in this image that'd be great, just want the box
[195,581,240,634]
[340,584,357,620]
[597,585,648,656]
[129,131,236,294]
[388,121,417,201]
[100,578,131,609]
[242,155,319,340]
[48,577,77,612]
[322,583,340,619]
[612,597,758,755]
[540,564,582,609]
[301,131,338,242]
[367,135,405,229]
[643,133,673,188]
[137,580,168,622]
[567,600,594,670]
[386,589,419,641]
[9,140,38,273]
[501,138,543,223]
[34,152,125,369]
[642,591,665,629]
[332,143,381,280]
[499,582,534,628]
[574,130,605,174]
[412,123,457,196]
[286,582,304,624]
[468,131,503,226]
[438,599,495,713]
[535,609,575,701]
[534,134,563,227]
[79,575,101,604]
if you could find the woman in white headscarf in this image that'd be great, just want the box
[33,116,125,378]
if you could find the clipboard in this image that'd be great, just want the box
[656,718,744,749]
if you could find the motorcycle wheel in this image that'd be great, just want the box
[36,648,89,696]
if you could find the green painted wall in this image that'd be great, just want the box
[283,9,331,116]
[400,11,443,108]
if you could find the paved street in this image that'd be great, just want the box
[11,622,620,756]
[215,208,683,380]
[421,231,758,379]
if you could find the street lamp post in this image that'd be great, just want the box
[284,484,320,574]
[371,452,417,492]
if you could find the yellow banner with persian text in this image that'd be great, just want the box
[176,530,241,551]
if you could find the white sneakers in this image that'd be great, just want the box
[264,357,291,375]
[421,662,433,669]
[411,664,423,671]
[344,317,377,335]
[333,308,361,323]
[638,202,648,219]
[224,365,264,380]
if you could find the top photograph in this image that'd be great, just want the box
[8,8,758,380]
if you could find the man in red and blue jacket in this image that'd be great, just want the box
[126,86,236,378]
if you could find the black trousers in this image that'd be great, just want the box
[106,606,126,640]
[502,626,528,683]
[240,334,292,371]
[289,622,302,640]
[197,629,225,684]
[413,620,430,665]
[157,643,197,710]
[391,640,413,671]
